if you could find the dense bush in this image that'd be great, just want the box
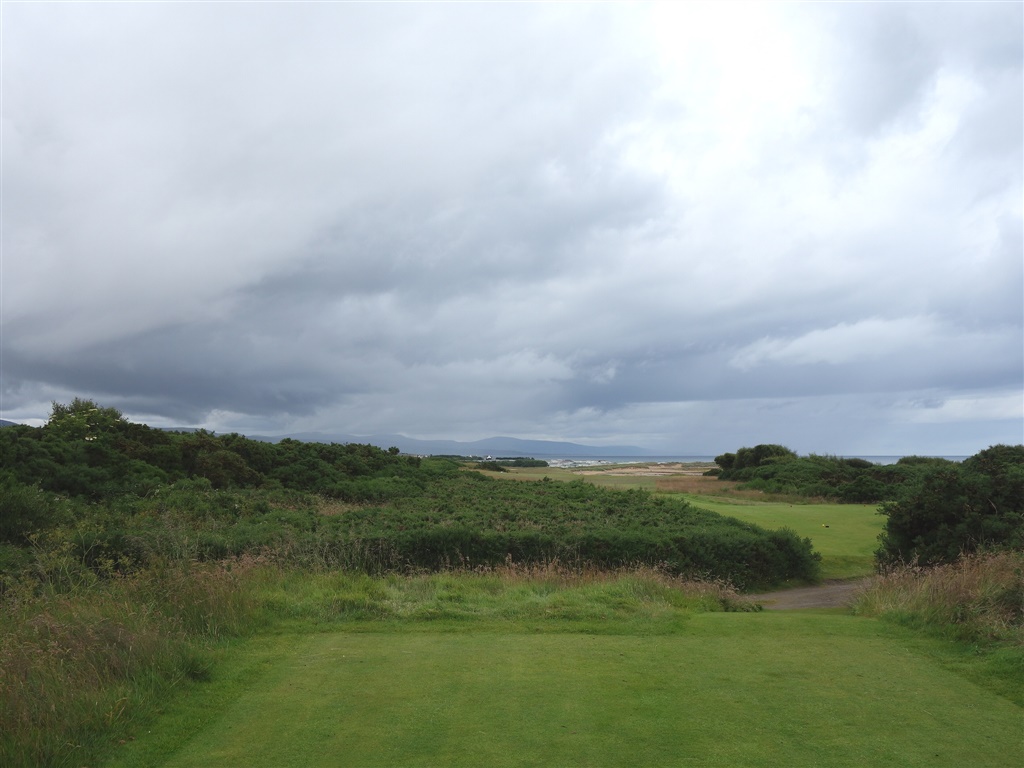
[0,480,61,545]
[474,461,508,472]
[0,401,818,591]
[713,444,960,503]
[495,457,549,467]
[876,445,1024,566]
[329,475,819,588]
[0,400,432,511]
[715,444,796,473]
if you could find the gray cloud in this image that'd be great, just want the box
[2,3,1021,454]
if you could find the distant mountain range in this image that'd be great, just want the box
[1,418,655,457]
[250,432,658,458]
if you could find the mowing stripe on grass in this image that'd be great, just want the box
[106,612,1022,768]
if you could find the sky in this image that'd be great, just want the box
[2,2,1022,456]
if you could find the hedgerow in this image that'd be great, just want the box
[325,475,819,588]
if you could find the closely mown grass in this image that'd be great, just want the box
[107,613,1024,768]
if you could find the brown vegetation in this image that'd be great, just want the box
[854,551,1024,645]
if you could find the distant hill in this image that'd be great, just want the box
[250,432,657,458]
[0,419,22,428]
[0,419,654,457]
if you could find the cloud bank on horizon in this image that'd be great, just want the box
[2,2,1021,455]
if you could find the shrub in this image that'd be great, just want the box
[877,445,1024,566]
[0,481,59,544]
[334,474,819,588]
[474,461,508,472]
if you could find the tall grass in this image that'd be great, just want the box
[853,551,1024,645]
[0,556,270,767]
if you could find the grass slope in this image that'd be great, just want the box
[680,497,884,580]
[106,612,1022,768]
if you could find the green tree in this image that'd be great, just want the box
[877,445,1024,566]
[47,398,127,440]
[714,452,736,470]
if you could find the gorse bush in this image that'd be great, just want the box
[0,480,61,544]
[713,444,1024,513]
[714,448,924,502]
[0,402,821,590]
[327,474,819,588]
[714,444,796,472]
[877,445,1024,566]
[18,471,817,589]
[0,399,428,504]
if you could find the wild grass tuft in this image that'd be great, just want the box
[0,556,271,768]
[853,550,1024,646]
[251,560,757,629]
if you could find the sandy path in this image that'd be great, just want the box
[747,579,871,610]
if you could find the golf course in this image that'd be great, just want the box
[2,414,1021,767]
[100,470,1019,767]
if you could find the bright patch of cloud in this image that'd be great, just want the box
[729,317,941,370]
[900,390,1024,424]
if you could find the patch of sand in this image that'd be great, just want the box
[747,579,871,610]
[572,462,715,477]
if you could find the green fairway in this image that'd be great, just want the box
[106,612,1021,768]
[684,497,884,579]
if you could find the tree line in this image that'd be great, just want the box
[713,443,1024,565]
[1,399,818,588]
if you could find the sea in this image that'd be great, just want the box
[541,455,969,469]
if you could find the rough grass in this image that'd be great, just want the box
[853,551,1024,705]
[0,557,273,767]
[855,551,1023,642]
[255,562,756,629]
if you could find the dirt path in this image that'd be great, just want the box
[747,578,871,610]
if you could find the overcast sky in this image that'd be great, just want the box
[2,2,1021,455]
